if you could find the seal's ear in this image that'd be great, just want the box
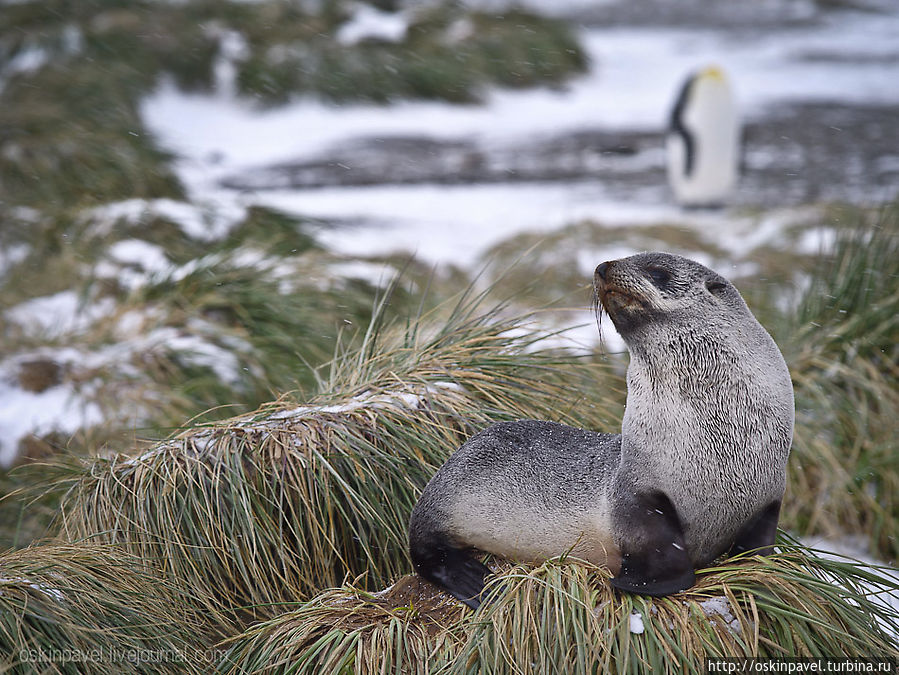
[705,276,729,296]
[729,500,781,557]
[611,490,695,596]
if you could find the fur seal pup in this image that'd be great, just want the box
[667,65,740,207]
[408,252,794,609]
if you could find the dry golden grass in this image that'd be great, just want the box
[0,543,210,674]
[214,547,899,674]
[51,295,623,636]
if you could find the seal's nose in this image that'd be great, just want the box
[595,261,610,280]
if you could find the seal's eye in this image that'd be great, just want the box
[646,267,672,288]
[706,279,728,295]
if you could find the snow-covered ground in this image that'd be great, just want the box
[137,1,899,364]
[145,11,899,182]
[143,3,899,276]
[804,537,899,641]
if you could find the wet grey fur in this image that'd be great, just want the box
[408,252,794,604]
[410,421,621,562]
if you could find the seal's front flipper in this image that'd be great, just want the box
[611,490,695,596]
[730,500,781,557]
[410,537,490,609]
[429,549,491,610]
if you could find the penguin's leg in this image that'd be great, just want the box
[409,531,491,610]
[610,489,696,596]
[729,500,781,557]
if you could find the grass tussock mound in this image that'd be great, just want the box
[53,294,623,635]
[214,549,899,675]
[0,543,209,674]
[215,575,464,674]
[782,208,899,561]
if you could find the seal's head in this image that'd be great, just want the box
[593,252,745,337]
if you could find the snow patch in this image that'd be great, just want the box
[95,244,289,293]
[0,243,29,278]
[699,596,742,636]
[107,239,172,274]
[429,381,465,394]
[499,317,614,356]
[163,331,243,386]
[0,317,253,465]
[118,446,165,467]
[629,610,645,634]
[252,182,708,269]
[5,291,116,339]
[337,4,408,46]
[114,308,161,339]
[803,536,899,641]
[118,431,217,467]
[262,383,467,422]
[0,377,103,468]
[210,27,249,97]
[2,45,48,78]
[328,261,396,287]
[87,198,245,242]
[369,582,396,598]
[0,577,65,602]
[795,227,837,256]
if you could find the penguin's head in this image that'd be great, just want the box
[698,65,726,83]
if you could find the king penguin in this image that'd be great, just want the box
[666,66,740,207]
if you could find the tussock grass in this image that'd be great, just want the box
[0,59,183,209]
[233,5,586,105]
[214,575,464,674]
[213,548,899,674]
[0,468,63,551]
[0,543,209,674]
[53,293,623,635]
[0,203,412,464]
[782,207,899,561]
[477,219,736,313]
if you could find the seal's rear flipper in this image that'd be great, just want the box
[611,490,696,596]
[730,500,781,557]
[410,536,491,609]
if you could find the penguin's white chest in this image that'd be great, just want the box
[667,72,740,206]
